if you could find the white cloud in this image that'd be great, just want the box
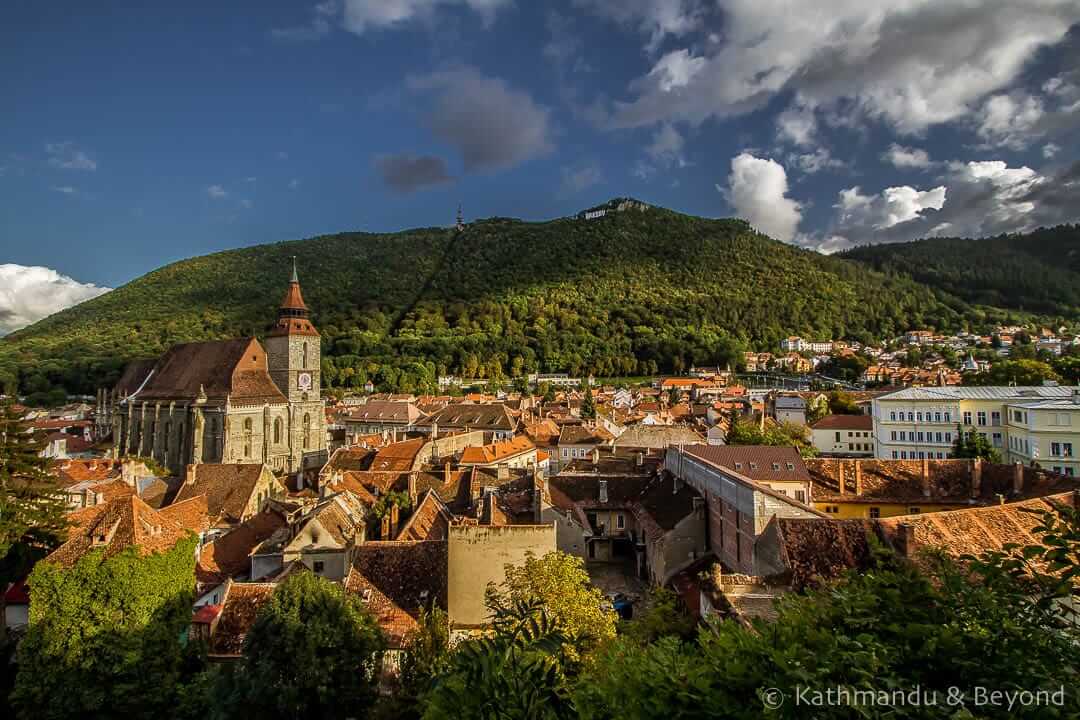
[789,147,844,174]
[776,102,817,147]
[602,1,1077,135]
[342,0,511,34]
[0,264,110,335]
[573,0,704,53]
[206,184,228,199]
[817,157,1080,250]
[271,0,339,41]
[836,184,946,231]
[883,143,934,169]
[409,67,553,172]
[722,152,802,243]
[45,141,96,171]
[561,164,604,193]
[1043,142,1062,158]
[976,92,1045,149]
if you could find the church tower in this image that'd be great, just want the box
[265,258,325,471]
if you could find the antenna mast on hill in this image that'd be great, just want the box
[455,203,464,232]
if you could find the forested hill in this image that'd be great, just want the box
[841,225,1080,317]
[0,202,1033,399]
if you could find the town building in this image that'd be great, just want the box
[104,264,327,476]
[872,386,1080,470]
[809,414,875,456]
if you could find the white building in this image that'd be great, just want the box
[873,385,1080,473]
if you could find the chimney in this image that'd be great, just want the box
[408,472,417,505]
[599,479,608,503]
[497,463,509,482]
[838,460,846,495]
[591,447,600,465]
[185,464,196,486]
[532,472,545,522]
[120,460,137,487]
[971,458,982,499]
[380,514,391,540]
[921,457,931,498]
[389,504,400,539]
[896,522,916,558]
[1013,462,1024,495]
[431,421,438,439]
[855,462,863,496]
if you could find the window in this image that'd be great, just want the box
[825,505,838,513]
[991,411,1001,426]
[935,432,943,443]
[303,413,311,450]
[1067,467,1075,477]
[891,431,897,441]
[992,433,1002,447]
[916,412,923,422]
[963,411,972,425]
[934,412,942,422]
[749,462,758,470]
[274,417,282,444]
[908,507,921,514]
[1065,443,1074,458]
[836,431,842,442]
[772,462,780,470]
[900,451,908,459]
[907,412,915,422]
[313,561,324,574]
[616,514,625,530]
[917,431,924,442]
[302,342,309,369]
[1052,442,1061,457]
[795,490,806,503]
[869,507,881,518]
[945,431,952,442]
[977,411,987,426]
[890,411,897,421]
[892,451,899,459]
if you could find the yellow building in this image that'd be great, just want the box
[872,386,1080,477]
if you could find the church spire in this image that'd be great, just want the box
[291,255,299,284]
[277,258,308,317]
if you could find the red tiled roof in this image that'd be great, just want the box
[345,541,448,648]
[127,338,287,404]
[208,583,277,657]
[173,464,277,525]
[46,495,195,568]
[370,438,426,472]
[684,445,810,483]
[459,436,535,465]
[396,491,452,541]
[197,508,288,587]
[810,414,873,431]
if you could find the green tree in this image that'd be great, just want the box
[620,588,698,646]
[0,401,68,587]
[826,390,861,415]
[951,424,1003,463]
[12,537,199,720]
[487,551,616,661]
[421,598,577,720]
[966,359,1060,386]
[225,572,386,720]
[579,382,596,420]
[541,382,557,404]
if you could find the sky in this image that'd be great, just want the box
[2,0,1080,334]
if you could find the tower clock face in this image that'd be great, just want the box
[298,372,312,390]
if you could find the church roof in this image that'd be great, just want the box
[122,337,287,405]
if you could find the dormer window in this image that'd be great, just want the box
[772,462,780,471]
[734,462,742,470]
[787,463,795,470]
[749,462,758,470]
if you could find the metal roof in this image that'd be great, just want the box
[877,386,1078,402]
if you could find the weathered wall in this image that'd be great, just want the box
[447,524,556,628]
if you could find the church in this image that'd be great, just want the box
[101,263,327,477]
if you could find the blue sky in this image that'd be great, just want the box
[2,1,1079,333]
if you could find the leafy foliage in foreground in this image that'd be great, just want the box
[0,205,1039,400]
[11,537,199,720]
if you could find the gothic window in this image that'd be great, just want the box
[302,342,309,369]
[303,413,311,450]
[243,418,253,458]
[164,421,171,461]
[274,417,282,444]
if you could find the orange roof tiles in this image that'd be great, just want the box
[459,436,536,465]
